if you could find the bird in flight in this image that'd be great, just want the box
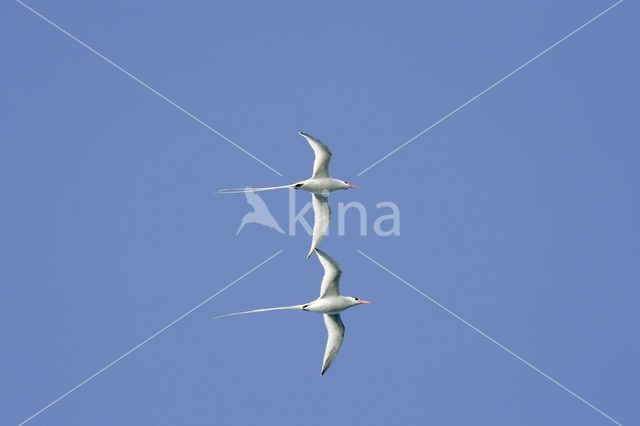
[219,132,358,257]
[235,188,285,235]
[214,248,370,375]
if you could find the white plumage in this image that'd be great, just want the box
[219,132,358,257]
[214,249,370,375]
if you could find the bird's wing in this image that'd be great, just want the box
[299,132,332,179]
[315,248,342,298]
[307,194,330,258]
[321,314,345,375]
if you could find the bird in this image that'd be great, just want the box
[235,187,285,235]
[214,248,370,375]
[218,132,358,258]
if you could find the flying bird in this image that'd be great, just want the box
[214,249,370,375]
[236,188,285,235]
[219,132,358,257]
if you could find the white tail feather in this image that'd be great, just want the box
[216,184,295,194]
[213,304,304,319]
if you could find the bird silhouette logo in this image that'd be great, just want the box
[236,187,285,235]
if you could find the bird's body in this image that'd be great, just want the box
[219,132,357,257]
[294,177,350,195]
[214,249,369,375]
[302,295,361,314]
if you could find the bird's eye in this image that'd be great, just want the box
[355,297,358,300]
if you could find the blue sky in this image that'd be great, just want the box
[1,1,638,425]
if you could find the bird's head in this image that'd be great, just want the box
[343,181,359,190]
[352,296,371,306]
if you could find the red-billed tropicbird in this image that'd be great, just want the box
[214,249,370,375]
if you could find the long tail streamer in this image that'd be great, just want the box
[213,305,304,319]
[216,184,294,194]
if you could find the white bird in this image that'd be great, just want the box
[219,132,358,257]
[214,249,370,375]
[236,188,285,235]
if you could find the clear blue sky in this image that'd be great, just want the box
[1,1,638,425]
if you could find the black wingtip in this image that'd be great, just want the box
[310,248,322,259]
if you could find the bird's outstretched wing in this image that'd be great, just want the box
[307,194,330,258]
[321,314,345,375]
[315,249,342,298]
[299,132,332,179]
